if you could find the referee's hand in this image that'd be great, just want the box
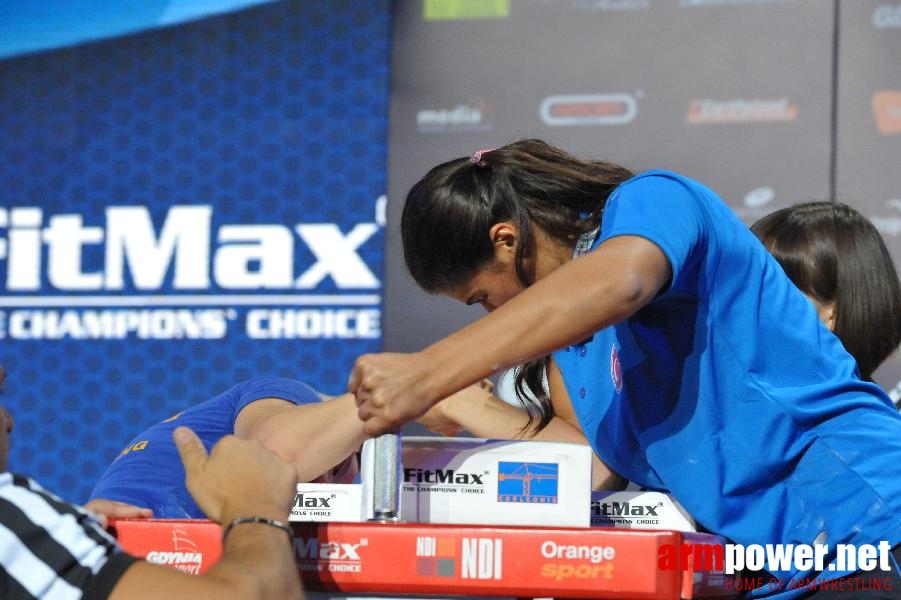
[173,426,295,524]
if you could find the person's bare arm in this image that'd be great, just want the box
[235,394,367,482]
[352,235,671,435]
[418,379,624,490]
[546,359,626,490]
[108,427,302,600]
[87,396,363,521]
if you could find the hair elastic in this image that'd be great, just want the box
[469,148,494,167]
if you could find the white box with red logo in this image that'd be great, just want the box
[361,436,592,527]
[590,490,696,531]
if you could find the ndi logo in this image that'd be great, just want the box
[415,536,457,577]
[497,461,558,503]
[462,538,502,580]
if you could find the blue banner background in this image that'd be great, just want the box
[0,0,278,59]
[0,0,392,502]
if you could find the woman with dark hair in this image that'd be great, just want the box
[751,201,901,382]
[350,139,901,597]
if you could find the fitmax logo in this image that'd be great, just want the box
[592,501,663,517]
[294,539,365,560]
[404,468,485,485]
[0,206,380,291]
[293,493,334,509]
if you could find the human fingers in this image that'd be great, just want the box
[354,379,387,416]
[84,498,153,520]
[349,355,392,407]
[347,368,361,395]
[357,398,374,423]
[232,439,297,517]
[173,426,208,477]
[348,355,372,395]
[183,434,294,522]
[362,416,402,437]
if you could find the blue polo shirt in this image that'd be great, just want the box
[553,171,901,594]
[89,377,321,518]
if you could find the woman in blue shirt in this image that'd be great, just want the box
[350,139,901,598]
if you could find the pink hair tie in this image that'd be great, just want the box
[469,148,494,167]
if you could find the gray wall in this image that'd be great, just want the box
[384,0,901,426]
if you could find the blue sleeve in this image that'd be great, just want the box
[231,376,323,415]
[599,170,714,295]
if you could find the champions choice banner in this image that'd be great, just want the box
[0,0,392,501]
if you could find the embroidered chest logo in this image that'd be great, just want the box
[610,345,623,393]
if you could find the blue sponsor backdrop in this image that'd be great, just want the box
[0,0,392,502]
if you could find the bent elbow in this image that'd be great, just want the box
[610,277,662,322]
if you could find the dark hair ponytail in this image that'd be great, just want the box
[401,139,634,429]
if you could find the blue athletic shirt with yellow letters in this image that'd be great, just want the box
[89,377,321,518]
[552,171,901,595]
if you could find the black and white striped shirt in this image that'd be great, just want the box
[0,473,136,599]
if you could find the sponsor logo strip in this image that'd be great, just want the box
[115,520,739,597]
[540,94,637,126]
[686,98,798,124]
[423,0,509,20]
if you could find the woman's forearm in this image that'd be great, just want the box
[440,392,625,490]
[244,395,368,482]
[419,236,670,403]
